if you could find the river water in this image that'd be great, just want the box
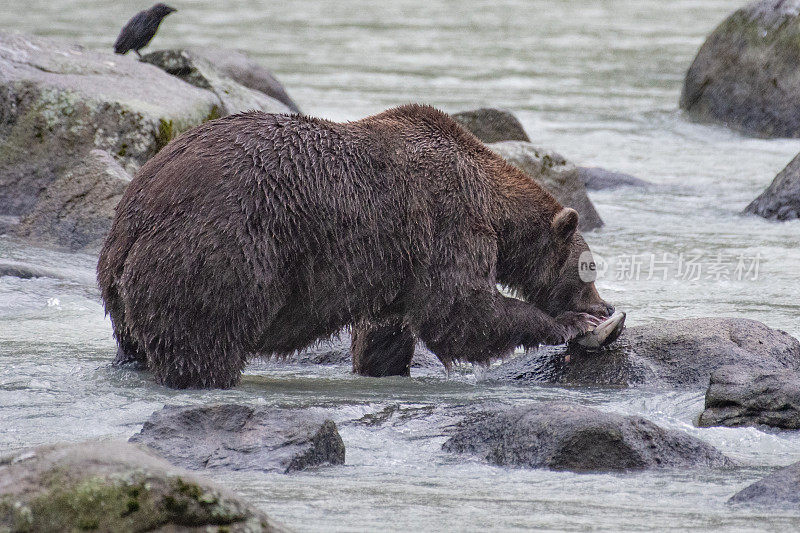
[2,0,800,531]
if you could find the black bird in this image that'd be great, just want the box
[114,3,177,58]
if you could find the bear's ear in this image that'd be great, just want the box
[552,208,579,242]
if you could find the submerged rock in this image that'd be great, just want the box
[729,461,800,507]
[185,47,301,114]
[680,0,800,137]
[577,167,651,191]
[140,50,292,116]
[451,108,531,143]
[484,318,800,389]
[488,141,603,231]
[443,403,733,472]
[130,404,345,473]
[744,152,800,221]
[698,365,800,430]
[0,441,285,532]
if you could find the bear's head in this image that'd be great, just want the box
[500,207,614,322]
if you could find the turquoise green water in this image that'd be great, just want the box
[2,1,800,531]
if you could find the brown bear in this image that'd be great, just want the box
[97,104,614,389]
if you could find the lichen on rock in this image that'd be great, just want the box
[0,441,287,532]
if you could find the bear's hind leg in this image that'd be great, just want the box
[148,340,247,389]
[351,317,415,377]
[112,329,148,369]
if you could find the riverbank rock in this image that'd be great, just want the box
[577,167,651,190]
[0,441,286,532]
[680,0,800,138]
[698,365,800,430]
[0,31,227,251]
[140,50,292,116]
[729,461,800,507]
[443,403,733,472]
[484,318,800,389]
[184,47,301,114]
[488,142,603,231]
[744,152,800,221]
[130,404,345,473]
[451,108,530,143]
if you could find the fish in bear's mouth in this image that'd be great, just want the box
[571,311,626,350]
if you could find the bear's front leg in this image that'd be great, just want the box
[351,316,416,377]
[412,290,599,365]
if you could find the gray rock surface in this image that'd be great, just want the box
[577,166,651,190]
[698,365,800,429]
[0,441,286,532]
[484,318,800,389]
[680,0,800,137]
[744,152,800,221]
[443,403,733,472]
[451,108,531,143]
[729,461,800,507]
[141,49,291,116]
[130,404,345,474]
[488,141,604,231]
[15,149,130,251]
[186,47,301,114]
[0,31,224,251]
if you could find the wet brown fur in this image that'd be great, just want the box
[97,104,611,388]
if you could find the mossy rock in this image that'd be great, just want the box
[0,441,288,532]
[680,0,800,137]
[0,31,238,251]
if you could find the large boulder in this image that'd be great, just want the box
[185,47,301,114]
[130,404,345,473]
[484,318,800,389]
[698,365,800,430]
[0,31,224,251]
[680,0,800,138]
[488,141,604,231]
[140,50,292,116]
[744,152,800,221]
[729,461,800,507]
[451,108,530,143]
[443,403,733,472]
[0,441,286,532]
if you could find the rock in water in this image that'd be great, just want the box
[14,150,130,251]
[680,0,800,138]
[744,152,800,221]
[443,403,733,472]
[484,318,800,389]
[451,108,531,143]
[0,31,220,251]
[576,167,651,191]
[698,365,800,430]
[0,441,286,532]
[130,404,345,473]
[488,141,604,231]
[140,50,291,116]
[729,461,800,507]
[185,47,301,114]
